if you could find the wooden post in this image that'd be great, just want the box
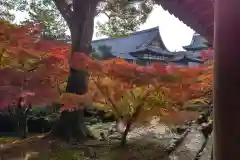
[214,0,240,159]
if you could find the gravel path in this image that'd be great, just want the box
[87,119,181,149]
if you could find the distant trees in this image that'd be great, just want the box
[96,0,154,37]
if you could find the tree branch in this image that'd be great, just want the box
[52,0,73,26]
[91,76,121,118]
[96,10,111,19]
[102,11,111,19]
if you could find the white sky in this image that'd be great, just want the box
[14,5,194,51]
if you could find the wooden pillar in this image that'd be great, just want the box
[214,0,240,159]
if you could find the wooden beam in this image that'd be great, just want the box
[214,0,240,159]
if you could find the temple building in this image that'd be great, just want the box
[91,27,210,66]
[169,32,212,66]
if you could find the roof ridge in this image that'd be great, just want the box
[92,26,159,43]
[183,33,208,49]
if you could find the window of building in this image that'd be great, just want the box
[143,53,149,59]
[188,62,199,66]
[157,56,166,60]
[143,53,169,61]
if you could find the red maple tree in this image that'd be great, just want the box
[0,20,213,142]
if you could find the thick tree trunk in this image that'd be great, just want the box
[52,109,95,142]
[214,0,240,159]
[52,0,98,142]
[66,0,97,95]
[50,0,99,142]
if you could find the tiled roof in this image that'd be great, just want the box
[183,33,209,50]
[170,51,203,63]
[91,27,166,60]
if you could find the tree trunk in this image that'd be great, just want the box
[52,0,98,142]
[121,122,131,147]
[120,103,144,147]
[52,109,95,142]
[22,117,28,139]
[66,0,97,95]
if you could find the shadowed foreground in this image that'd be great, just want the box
[0,122,176,160]
[0,135,171,160]
[0,119,212,160]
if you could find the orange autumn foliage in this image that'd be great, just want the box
[0,20,213,125]
[0,21,65,107]
[200,48,214,61]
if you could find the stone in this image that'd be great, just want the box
[169,125,205,160]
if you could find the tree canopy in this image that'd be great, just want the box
[22,0,69,40]
[0,19,213,110]
[96,0,154,37]
[1,0,154,38]
[0,0,28,21]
